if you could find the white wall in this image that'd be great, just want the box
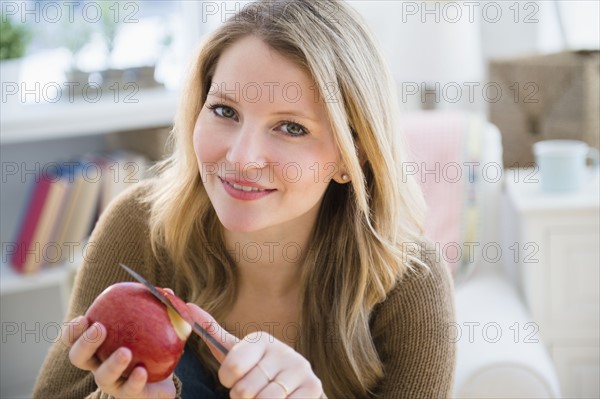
[347,0,599,113]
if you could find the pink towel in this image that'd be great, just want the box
[401,111,480,276]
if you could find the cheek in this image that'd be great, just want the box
[193,133,209,167]
[192,125,202,162]
[192,113,204,156]
[193,115,222,165]
[281,148,339,190]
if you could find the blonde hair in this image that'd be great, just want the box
[146,0,427,396]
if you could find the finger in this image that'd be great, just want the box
[219,331,268,389]
[60,316,88,347]
[288,386,325,399]
[186,303,238,363]
[266,369,304,398]
[163,288,174,295]
[284,362,323,399]
[257,380,291,399]
[68,322,106,371]
[117,366,148,397]
[93,347,132,391]
[250,346,304,396]
[229,361,272,399]
[254,337,320,399]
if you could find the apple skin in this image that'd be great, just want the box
[85,282,188,382]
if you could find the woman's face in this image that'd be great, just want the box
[193,35,343,234]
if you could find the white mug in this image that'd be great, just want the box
[533,140,600,193]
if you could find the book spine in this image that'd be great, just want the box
[10,175,52,273]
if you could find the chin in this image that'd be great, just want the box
[215,210,268,233]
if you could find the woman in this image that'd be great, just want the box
[33,0,455,398]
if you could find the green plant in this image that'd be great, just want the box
[98,1,122,60]
[0,16,31,60]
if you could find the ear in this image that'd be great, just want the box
[332,129,367,184]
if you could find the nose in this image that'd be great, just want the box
[225,123,269,170]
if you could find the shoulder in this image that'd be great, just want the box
[368,240,456,397]
[97,178,156,226]
[86,178,156,248]
[84,178,159,268]
[371,238,455,340]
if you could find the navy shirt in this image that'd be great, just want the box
[175,345,229,399]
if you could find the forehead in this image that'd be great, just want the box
[209,35,322,109]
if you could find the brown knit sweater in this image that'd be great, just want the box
[32,181,456,399]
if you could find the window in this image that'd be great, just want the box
[4,0,187,104]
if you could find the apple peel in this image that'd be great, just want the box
[157,288,194,324]
[156,287,229,356]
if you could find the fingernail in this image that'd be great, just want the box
[117,348,130,363]
[65,316,85,330]
[81,322,104,343]
[91,322,105,338]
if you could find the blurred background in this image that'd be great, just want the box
[1,1,598,398]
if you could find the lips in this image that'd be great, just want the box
[218,177,276,200]
[225,180,269,192]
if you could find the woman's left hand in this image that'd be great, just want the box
[187,303,325,398]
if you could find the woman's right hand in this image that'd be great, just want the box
[61,315,176,399]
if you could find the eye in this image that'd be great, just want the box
[279,120,308,137]
[207,103,237,120]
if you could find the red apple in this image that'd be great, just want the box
[85,282,192,382]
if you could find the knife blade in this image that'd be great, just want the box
[119,263,229,356]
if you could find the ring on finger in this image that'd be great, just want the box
[273,379,290,397]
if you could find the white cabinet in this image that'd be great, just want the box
[552,345,600,398]
[503,168,600,399]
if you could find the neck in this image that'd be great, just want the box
[223,213,316,300]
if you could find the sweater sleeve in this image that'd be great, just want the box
[31,181,183,399]
[370,246,456,399]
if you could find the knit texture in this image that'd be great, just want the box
[32,181,456,399]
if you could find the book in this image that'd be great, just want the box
[58,156,104,254]
[10,166,73,274]
[10,150,149,273]
[23,169,72,272]
[99,150,148,213]
[50,162,85,265]
[10,174,53,273]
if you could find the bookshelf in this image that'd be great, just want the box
[0,259,78,296]
[0,87,178,144]
[1,87,178,278]
[0,87,178,398]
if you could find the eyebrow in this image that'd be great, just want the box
[207,89,319,123]
[207,89,239,104]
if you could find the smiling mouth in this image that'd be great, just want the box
[228,181,268,192]
[219,177,275,193]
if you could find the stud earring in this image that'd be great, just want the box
[341,173,349,181]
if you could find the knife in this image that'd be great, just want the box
[119,263,229,356]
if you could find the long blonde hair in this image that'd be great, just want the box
[146,0,427,396]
